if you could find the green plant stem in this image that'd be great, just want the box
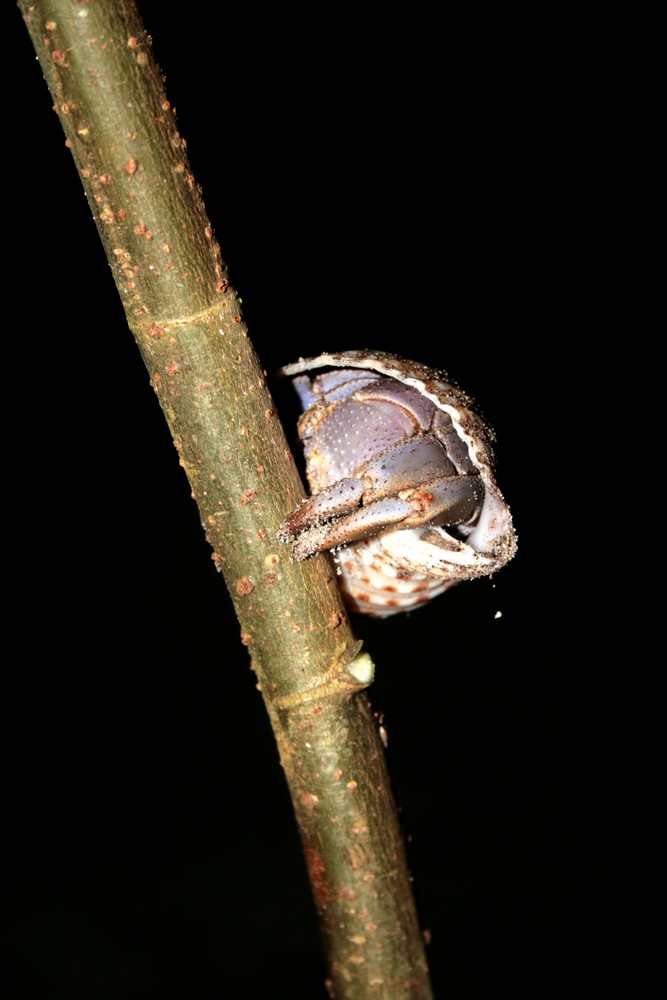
[18,2,433,995]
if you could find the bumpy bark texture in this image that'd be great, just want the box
[19,2,433,995]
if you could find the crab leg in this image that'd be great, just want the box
[279,479,366,538]
[281,437,457,538]
[280,474,483,560]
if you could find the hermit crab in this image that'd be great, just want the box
[278,351,517,616]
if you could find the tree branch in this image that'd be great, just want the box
[19,1,433,995]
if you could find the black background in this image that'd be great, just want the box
[5,5,656,998]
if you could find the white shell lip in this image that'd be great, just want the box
[281,350,517,574]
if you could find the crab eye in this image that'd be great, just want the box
[278,351,516,617]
